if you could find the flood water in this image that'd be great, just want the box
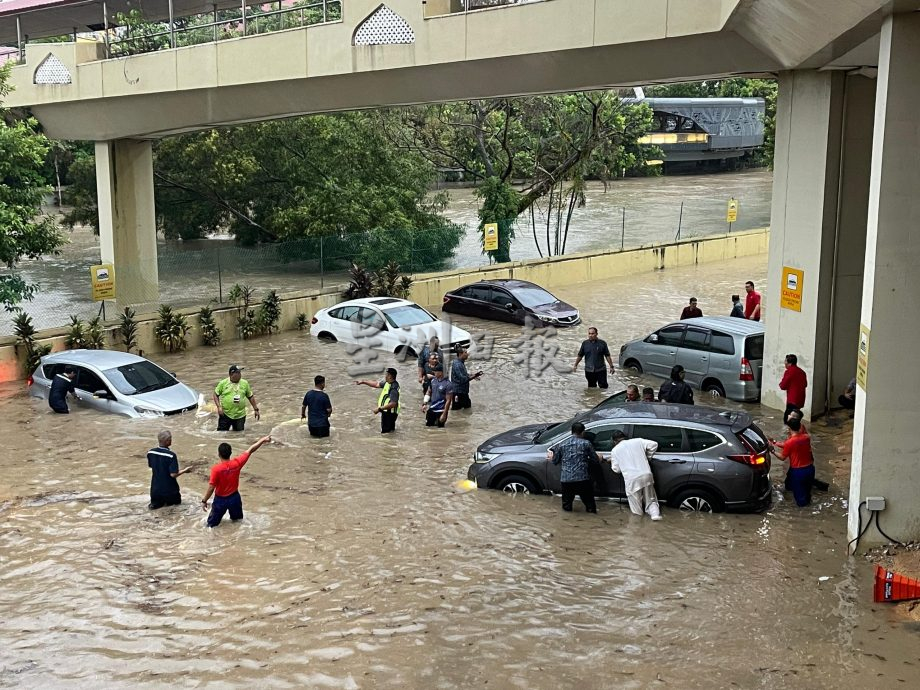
[7,170,772,333]
[2,254,917,688]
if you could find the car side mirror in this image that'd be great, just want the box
[93,389,111,399]
[505,302,515,311]
[649,334,659,343]
[170,372,178,378]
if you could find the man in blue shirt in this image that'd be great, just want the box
[450,348,482,410]
[301,375,333,437]
[546,422,602,513]
[417,336,443,393]
[425,365,454,428]
[48,366,77,413]
[147,430,192,509]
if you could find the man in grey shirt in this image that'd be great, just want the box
[573,327,615,389]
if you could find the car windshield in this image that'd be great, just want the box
[512,286,558,308]
[535,416,581,444]
[383,305,436,328]
[105,361,178,395]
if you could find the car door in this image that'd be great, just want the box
[447,286,474,316]
[629,424,692,497]
[584,423,629,497]
[643,325,685,378]
[465,284,493,321]
[330,305,360,343]
[488,287,521,324]
[72,366,115,413]
[676,326,711,388]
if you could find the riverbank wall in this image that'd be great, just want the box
[0,228,769,383]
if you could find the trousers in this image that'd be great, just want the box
[626,485,661,518]
[561,480,597,513]
[208,491,244,527]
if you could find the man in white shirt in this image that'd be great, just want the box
[610,431,662,520]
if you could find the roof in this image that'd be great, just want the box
[457,278,545,290]
[43,348,147,367]
[579,401,752,429]
[672,316,765,336]
[332,297,416,310]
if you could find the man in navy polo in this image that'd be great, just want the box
[147,429,193,509]
[48,366,78,413]
[425,365,454,428]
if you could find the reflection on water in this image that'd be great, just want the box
[1,255,916,689]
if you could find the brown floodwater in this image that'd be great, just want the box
[2,255,917,689]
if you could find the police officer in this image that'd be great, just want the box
[356,368,401,433]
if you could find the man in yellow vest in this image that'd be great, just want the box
[356,367,401,433]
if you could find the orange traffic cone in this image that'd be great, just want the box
[873,565,920,603]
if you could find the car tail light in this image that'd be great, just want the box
[740,357,754,381]
[727,453,768,466]
[26,375,33,387]
[310,317,318,325]
[443,296,451,304]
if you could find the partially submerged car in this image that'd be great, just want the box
[442,279,580,327]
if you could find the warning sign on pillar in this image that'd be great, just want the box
[483,223,499,252]
[780,266,804,312]
[91,263,116,301]
[857,324,870,390]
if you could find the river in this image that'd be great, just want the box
[2,254,917,688]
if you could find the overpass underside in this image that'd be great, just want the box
[3,0,920,546]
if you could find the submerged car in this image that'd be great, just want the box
[618,317,765,401]
[442,279,580,327]
[468,402,772,513]
[310,297,471,359]
[29,350,199,418]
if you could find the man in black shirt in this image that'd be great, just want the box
[301,375,333,437]
[573,327,615,389]
[147,430,192,509]
[48,366,78,413]
[659,365,694,405]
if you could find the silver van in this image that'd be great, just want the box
[618,317,764,401]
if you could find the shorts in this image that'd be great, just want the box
[426,410,446,427]
[308,424,330,438]
[217,414,246,431]
[381,412,398,434]
[149,493,181,510]
[208,491,243,527]
[585,369,609,389]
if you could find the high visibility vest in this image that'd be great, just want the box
[378,382,400,414]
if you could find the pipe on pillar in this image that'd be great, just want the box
[16,16,22,62]
[241,0,247,36]
[168,0,175,48]
[102,1,109,58]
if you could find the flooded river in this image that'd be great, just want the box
[2,255,917,689]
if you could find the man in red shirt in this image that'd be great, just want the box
[774,418,814,506]
[680,297,703,320]
[202,435,272,527]
[779,353,808,423]
[744,280,762,321]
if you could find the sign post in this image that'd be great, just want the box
[91,263,116,319]
[483,222,499,253]
[726,197,739,231]
[857,324,870,390]
[780,266,804,312]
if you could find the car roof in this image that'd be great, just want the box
[578,402,752,429]
[43,349,149,368]
[457,279,544,291]
[666,316,765,336]
[329,297,417,310]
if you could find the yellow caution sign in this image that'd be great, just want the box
[483,222,499,251]
[90,263,116,301]
[780,266,804,312]
[726,198,739,224]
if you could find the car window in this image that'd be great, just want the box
[105,361,177,395]
[489,289,514,307]
[357,307,386,330]
[74,367,108,394]
[455,286,473,298]
[42,363,65,379]
[709,331,735,355]
[382,305,436,328]
[631,424,685,453]
[652,325,685,347]
[739,425,769,454]
[585,424,629,452]
[687,429,723,452]
[467,285,491,302]
[745,335,764,360]
[682,328,709,351]
[330,306,359,321]
[511,286,557,308]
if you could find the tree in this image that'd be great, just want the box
[0,64,64,311]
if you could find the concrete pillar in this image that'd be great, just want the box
[762,71,873,418]
[848,13,920,546]
[95,139,159,310]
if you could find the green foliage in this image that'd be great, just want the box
[296,313,309,331]
[228,284,258,339]
[199,303,222,346]
[154,305,191,352]
[256,290,282,335]
[65,316,87,349]
[85,317,106,350]
[476,178,519,263]
[344,262,412,300]
[13,310,51,376]
[118,307,138,353]
[0,64,65,310]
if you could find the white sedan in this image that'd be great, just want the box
[310,297,471,360]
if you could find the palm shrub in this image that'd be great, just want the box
[65,316,87,349]
[86,317,106,350]
[154,305,191,352]
[12,310,51,376]
[199,303,222,346]
[343,263,374,299]
[257,290,282,335]
[118,307,138,353]
[228,283,258,339]
[296,313,309,330]
[344,262,412,299]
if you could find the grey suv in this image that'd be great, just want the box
[467,403,772,513]
[618,317,765,401]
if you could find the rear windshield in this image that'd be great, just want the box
[738,425,769,454]
[105,361,178,395]
[744,335,764,360]
[512,286,557,308]
[383,305,435,328]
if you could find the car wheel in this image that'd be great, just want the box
[395,345,417,359]
[495,474,540,495]
[317,331,337,342]
[624,359,643,374]
[703,380,726,398]
[670,487,724,513]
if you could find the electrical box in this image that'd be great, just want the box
[866,496,886,511]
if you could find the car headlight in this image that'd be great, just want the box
[474,451,499,464]
[133,406,164,416]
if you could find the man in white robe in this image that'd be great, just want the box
[610,431,662,520]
